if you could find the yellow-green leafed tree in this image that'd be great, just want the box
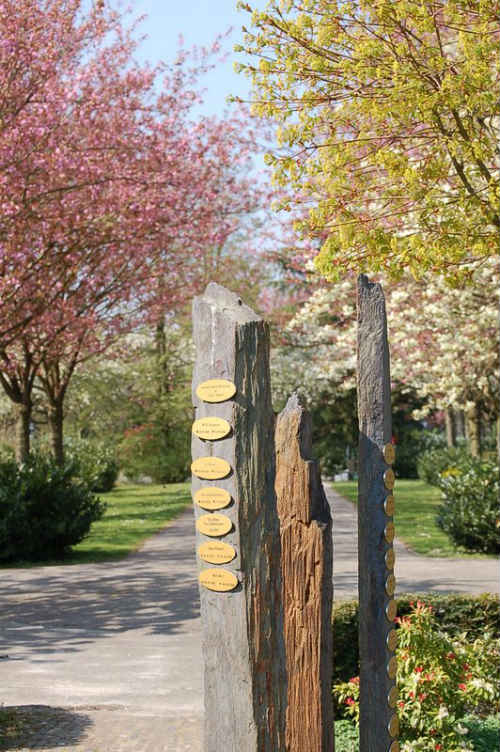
[236,0,499,281]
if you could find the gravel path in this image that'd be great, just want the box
[1,486,497,751]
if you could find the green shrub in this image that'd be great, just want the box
[462,714,500,752]
[436,457,500,554]
[118,422,190,483]
[417,446,470,486]
[332,594,500,718]
[334,601,500,752]
[0,454,106,562]
[0,441,15,462]
[333,719,358,751]
[65,438,119,492]
[395,428,446,479]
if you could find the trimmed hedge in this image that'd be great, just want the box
[332,593,500,716]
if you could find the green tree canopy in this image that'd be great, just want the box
[237,0,499,281]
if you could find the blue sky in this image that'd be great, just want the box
[120,0,266,116]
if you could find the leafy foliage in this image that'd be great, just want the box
[394,427,446,480]
[461,714,500,752]
[0,454,106,561]
[118,421,190,484]
[332,594,500,718]
[436,457,500,553]
[237,0,499,280]
[417,446,471,486]
[334,601,499,751]
[65,438,119,492]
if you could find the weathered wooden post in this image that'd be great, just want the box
[191,283,287,752]
[357,275,399,752]
[275,393,334,752]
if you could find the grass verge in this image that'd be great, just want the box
[332,479,493,557]
[1,482,191,567]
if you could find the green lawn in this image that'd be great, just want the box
[332,479,493,558]
[69,482,192,563]
[2,482,192,567]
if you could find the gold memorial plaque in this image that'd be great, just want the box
[192,417,231,441]
[386,599,397,622]
[198,541,236,565]
[384,468,395,490]
[389,742,400,752]
[384,521,395,544]
[385,573,396,597]
[386,656,397,679]
[194,487,231,511]
[384,495,395,516]
[199,568,238,592]
[196,513,232,537]
[196,379,236,403]
[191,456,231,480]
[387,629,398,653]
[383,443,396,465]
[388,714,399,738]
[385,548,395,570]
[387,685,399,708]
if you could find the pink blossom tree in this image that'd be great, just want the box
[0,0,269,461]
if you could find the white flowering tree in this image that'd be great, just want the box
[271,260,499,458]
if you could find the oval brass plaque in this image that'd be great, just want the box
[387,685,398,708]
[387,629,398,653]
[384,495,395,516]
[388,714,399,738]
[193,487,231,511]
[196,513,232,537]
[386,599,397,622]
[198,541,236,565]
[196,379,236,403]
[386,655,397,679]
[385,548,395,570]
[191,456,231,480]
[192,417,231,441]
[384,521,395,544]
[389,742,400,752]
[384,443,396,465]
[384,468,395,490]
[199,568,238,592]
[385,574,396,597]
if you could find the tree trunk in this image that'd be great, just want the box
[48,399,64,465]
[497,415,500,466]
[155,318,167,398]
[445,407,456,447]
[15,400,32,463]
[466,403,481,457]
[455,409,466,440]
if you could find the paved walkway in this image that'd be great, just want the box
[1,486,498,751]
[328,484,499,598]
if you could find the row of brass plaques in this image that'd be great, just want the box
[193,379,238,593]
[383,443,399,750]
